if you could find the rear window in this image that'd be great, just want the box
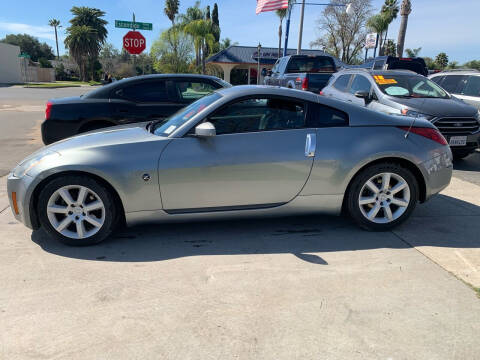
[286,57,335,73]
[307,103,348,127]
[333,74,351,92]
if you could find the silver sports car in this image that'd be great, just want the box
[8,86,453,245]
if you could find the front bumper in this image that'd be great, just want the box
[7,173,36,229]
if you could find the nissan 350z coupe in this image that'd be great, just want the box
[8,86,453,246]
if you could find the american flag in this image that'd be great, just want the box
[256,0,289,14]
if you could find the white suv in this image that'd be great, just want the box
[429,70,480,110]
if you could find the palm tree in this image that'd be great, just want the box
[178,1,205,66]
[48,19,61,60]
[65,6,108,80]
[164,0,180,26]
[380,0,399,54]
[396,0,412,57]
[64,25,97,81]
[275,8,287,59]
[367,13,390,57]
[184,19,215,74]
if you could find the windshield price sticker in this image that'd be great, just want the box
[374,75,397,85]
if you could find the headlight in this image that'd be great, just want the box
[401,109,435,121]
[13,151,60,178]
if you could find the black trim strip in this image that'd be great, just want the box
[165,202,286,215]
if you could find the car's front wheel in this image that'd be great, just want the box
[347,163,419,231]
[37,175,118,246]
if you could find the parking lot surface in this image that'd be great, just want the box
[1,87,480,359]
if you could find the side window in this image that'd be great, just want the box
[373,60,384,70]
[462,76,480,97]
[441,75,467,94]
[430,76,444,86]
[175,81,218,103]
[119,81,168,102]
[306,103,348,128]
[333,74,352,92]
[208,97,306,135]
[350,75,372,94]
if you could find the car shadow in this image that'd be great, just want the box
[453,151,480,172]
[31,194,480,264]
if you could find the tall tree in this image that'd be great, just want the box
[366,13,389,56]
[64,25,97,81]
[310,0,372,64]
[178,1,205,66]
[151,27,193,73]
[1,34,54,61]
[275,8,287,59]
[396,0,411,57]
[380,0,399,54]
[405,47,421,57]
[435,52,449,69]
[164,0,180,26]
[184,19,215,74]
[65,6,108,80]
[212,3,220,43]
[205,5,211,20]
[48,19,61,60]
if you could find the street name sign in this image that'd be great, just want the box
[115,20,152,31]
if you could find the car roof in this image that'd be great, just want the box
[430,69,480,77]
[215,85,321,102]
[334,69,419,76]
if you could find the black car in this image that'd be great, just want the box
[42,74,231,144]
[355,56,429,76]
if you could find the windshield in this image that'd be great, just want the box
[373,74,449,99]
[153,93,221,136]
[286,57,335,73]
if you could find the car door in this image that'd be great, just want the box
[111,80,179,123]
[157,96,315,211]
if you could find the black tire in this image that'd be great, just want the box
[37,175,118,246]
[452,149,472,160]
[346,162,419,231]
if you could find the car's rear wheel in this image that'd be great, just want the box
[347,163,419,231]
[37,175,118,246]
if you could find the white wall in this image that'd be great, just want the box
[0,43,22,83]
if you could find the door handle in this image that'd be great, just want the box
[305,133,316,157]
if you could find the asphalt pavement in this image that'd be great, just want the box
[0,86,479,359]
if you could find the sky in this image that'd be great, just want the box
[0,0,479,63]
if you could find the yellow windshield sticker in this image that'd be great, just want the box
[373,75,398,85]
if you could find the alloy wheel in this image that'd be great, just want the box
[358,172,411,224]
[46,185,106,239]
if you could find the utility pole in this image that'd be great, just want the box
[297,0,306,54]
[257,43,262,84]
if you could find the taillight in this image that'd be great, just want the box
[319,90,324,95]
[398,126,448,145]
[45,101,52,120]
[301,77,308,91]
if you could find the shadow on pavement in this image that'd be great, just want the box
[453,151,480,172]
[31,194,480,264]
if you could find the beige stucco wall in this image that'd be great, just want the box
[0,43,22,83]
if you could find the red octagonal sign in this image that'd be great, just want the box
[123,31,146,55]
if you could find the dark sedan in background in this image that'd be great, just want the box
[42,74,230,144]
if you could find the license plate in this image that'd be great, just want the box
[449,136,467,146]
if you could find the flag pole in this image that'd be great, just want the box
[283,3,293,57]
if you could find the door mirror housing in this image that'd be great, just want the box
[354,90,372,104]
[195,122,216,137]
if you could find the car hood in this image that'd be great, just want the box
[387,96,478,118]
[45,123,167,153]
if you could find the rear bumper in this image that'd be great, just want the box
[420,147,453,201]
[41,120,79,145]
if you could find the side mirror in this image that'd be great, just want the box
[195,122,216,137]
[354,91,372,104]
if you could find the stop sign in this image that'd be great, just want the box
[123,31,146,55]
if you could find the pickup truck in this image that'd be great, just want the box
[264,55,337,93]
